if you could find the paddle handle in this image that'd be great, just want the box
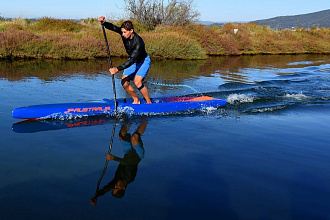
[101,23,117,114]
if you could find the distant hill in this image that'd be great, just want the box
[195,21,215,25]
[252,9,330,30]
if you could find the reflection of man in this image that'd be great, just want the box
[90,119,147,205]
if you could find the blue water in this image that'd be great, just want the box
[1,55,330,219]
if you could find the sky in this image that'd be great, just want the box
[1,0,329,22]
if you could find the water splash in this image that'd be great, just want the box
[284,91,307,100]
[148,81,198,93]
[246,105,288,113]
[227,94,254,104]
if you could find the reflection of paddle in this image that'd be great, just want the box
[101,22,118,115]
[91,120,117,206]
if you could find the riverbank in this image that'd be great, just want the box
[0,18,329,60]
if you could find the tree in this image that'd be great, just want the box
[124,0,200,30]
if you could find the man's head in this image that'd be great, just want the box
[112,180,127,198]
[121,21,134,39]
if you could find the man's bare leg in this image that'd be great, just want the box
[139,87,152,104]
[122,75,140,104]
[134,76,152,104]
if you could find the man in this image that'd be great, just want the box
[98,16,152,104]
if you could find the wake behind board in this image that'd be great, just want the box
[12,95,227,119]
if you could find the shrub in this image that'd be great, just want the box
[28,17,84,33]
[0,29,107,59]
[0,29,39,58]
[144,31,207,59]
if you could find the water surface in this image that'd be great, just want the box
[1,55,330,219]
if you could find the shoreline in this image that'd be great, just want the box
[1,52,330,61]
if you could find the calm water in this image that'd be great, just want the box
[1,55,330,219]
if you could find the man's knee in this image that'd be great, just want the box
[134,78,145,91]
[134,78,142,88]
[121,76,131,88]
[131,133,141,146]
[137,84,145,91]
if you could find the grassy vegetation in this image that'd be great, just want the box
[0,17,329,60]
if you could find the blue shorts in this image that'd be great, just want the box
[123,55,151,79]
[121,140,145,159]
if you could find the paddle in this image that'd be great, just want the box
[101,22,118,115]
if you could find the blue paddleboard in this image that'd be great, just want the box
[12,96,227,119]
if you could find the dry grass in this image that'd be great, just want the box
[0,18,329,60]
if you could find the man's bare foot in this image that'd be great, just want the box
[132,100,141,104]
[90,197,97,206]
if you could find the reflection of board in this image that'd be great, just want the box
[12,95,227,119]
[12,117,112,133]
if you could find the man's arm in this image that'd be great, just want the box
[117,41,142,71]
[106,153,129,165]
[98,16,121,34]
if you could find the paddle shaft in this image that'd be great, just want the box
[101,23,118,114]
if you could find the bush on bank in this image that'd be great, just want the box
[0,18,329,60]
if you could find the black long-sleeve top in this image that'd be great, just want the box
[103,22,148,71]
